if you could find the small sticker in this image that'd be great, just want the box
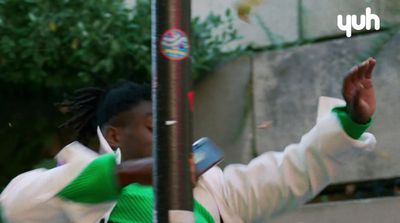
[160,29,189,61]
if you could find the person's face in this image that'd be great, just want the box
[105,101,152,160]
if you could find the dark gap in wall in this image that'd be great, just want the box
[308,176,400,204]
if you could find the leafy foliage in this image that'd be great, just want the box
[0,0,244,189]
[0,0,242,88]
[0,0,150,87]
[192,9,244,81]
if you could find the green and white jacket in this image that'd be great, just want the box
[0,97,376,223]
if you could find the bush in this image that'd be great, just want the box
[0,0,244,189]
[0,0,242,88]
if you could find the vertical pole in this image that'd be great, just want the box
[151,0,194,222]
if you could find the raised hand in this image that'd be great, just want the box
[342,58,377,124]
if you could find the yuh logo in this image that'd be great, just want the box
[337,7,380,38]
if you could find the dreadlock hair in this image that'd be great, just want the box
[59,81,151,143]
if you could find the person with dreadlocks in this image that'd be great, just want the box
[1,58,378,223]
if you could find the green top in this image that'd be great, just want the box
[108,184,215,223]
[57,153,215,223]
[57,106,372,223]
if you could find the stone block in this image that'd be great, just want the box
[236,0,299,47]
[194,56,253,164]
[192,0,299,48]
[270,197,400,223]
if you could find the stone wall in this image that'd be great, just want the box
[192,0,400,47]
[270,197,400,223]
[133,0,400,221]
[253,31,400,183]
[194,30,400,183]
[193,29,400,223]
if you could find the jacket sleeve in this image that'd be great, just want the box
[201,110,376,223]
[0,142,118,223]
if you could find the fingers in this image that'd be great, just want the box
[347,58,376,82]
[358,57,376,80]
[365,57,376,79]
[342,57,377,102]
[356,60,369,80]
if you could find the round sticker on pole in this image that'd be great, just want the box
[160,29,189,61]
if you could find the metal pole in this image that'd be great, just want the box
[151,0,194,222]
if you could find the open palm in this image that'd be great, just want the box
[342,58,377,124]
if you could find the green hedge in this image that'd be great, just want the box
[0,0,244,189]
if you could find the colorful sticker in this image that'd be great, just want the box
[160,29,189,61]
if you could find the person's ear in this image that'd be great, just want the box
[104,126,121,149]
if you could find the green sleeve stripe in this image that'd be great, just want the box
[58,153,120,204]
[194,200,216,223]
[332,106,372,139]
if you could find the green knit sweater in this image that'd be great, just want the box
[108,184,215,223]
[57,153,215,223]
